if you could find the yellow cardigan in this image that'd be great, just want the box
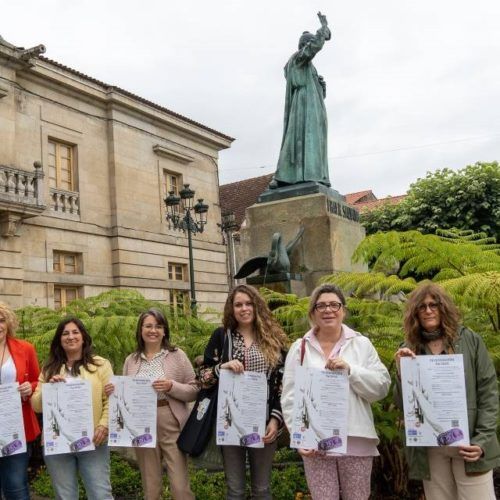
[31,356,113,429]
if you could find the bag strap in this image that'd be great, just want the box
[300,337,306,366]
[225,329,233,361]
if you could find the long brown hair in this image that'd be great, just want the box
[223,285,287,368]
[43,317,102,380]
[403,283,460,350]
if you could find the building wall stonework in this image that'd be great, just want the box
[0,39,232,311]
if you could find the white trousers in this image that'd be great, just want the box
[423,446,495,500]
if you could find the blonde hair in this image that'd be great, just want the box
[223,285,288,368]
[308,284,347,327]
[0,302,18,337]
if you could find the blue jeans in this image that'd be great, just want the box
[44,444,113,500]
[0,451,30,500]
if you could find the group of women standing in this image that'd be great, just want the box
[0,280,498,500]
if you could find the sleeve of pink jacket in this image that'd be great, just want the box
[167,349,199,403]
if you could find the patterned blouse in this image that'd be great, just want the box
[232,331,268,373]
[137,350,167,400]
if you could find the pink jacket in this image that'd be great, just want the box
[122,348,198,429]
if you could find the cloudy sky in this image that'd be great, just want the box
[2,0,499,197]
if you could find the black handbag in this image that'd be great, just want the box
[177,329,231,457]
[177,385,218,457]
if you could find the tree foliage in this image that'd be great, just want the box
[16,290,218,371]
[319,228,500,376]
[361,161,500,239]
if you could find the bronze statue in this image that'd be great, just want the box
[270,12,331,189]
[234,227,304,279]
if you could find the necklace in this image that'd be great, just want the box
[0,341,7,385]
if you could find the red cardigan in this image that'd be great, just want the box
[7,337,41,442]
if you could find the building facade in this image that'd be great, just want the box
[0,36,233,310]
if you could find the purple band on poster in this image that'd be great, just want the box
[318,436,342,451]
[132,433,153,447]
[69,436,92,452]
[437,428,464,446]
[240,433,261,447]
[1,439,22,456]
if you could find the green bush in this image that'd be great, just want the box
[189,468,227,499]
[270,464,308,499]
[31,452,308,499]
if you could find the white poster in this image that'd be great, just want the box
[401,355,470,447]
[216,370,267,448]
[108,376,157,448]
[0,383,27,456]
[42,380,95,455]
[290,366,349,454]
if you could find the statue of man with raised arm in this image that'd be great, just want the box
[270,12,332,189]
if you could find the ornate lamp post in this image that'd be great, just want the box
[164,184,209,312]
[219,211,239,289]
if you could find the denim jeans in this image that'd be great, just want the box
[221,440,277,500]
[0,451,30,500]
[44,444,113,500]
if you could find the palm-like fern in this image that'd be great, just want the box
[15,290,220,370]
[260,288,310,341]
[323,229,500,334]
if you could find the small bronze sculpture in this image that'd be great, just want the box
[234,227,304,279]
[270,12,332,189]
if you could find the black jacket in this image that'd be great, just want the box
[200,326,286,426]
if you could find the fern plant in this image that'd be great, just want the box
[15,290,220,371]
[323,229,500,334]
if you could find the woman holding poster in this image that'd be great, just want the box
[31,317,113,499]
[281,284,390,500]
[0,302,40,500]
[395,283,500,500]
[108,308,198,500]
[199,284,287,500]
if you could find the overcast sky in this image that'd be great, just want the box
[2,0,499,197]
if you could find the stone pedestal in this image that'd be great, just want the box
[246,272,306,296]
[238,192,366,295]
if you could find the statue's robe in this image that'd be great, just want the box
[275,27,330,187]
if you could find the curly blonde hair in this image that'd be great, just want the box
[0,302,19,338]
[223,285,288,368]
[403,283,460,350]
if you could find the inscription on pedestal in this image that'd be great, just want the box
[326,199,359,222]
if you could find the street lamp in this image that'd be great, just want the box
[219,211,239,288]
[164,184,209,312]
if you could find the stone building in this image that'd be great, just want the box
[0,35,233,310]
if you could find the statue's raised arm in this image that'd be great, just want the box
[317,11,331,40]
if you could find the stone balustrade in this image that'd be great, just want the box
[0,163,43,205]
[50,188,80,218]
[0,162,46,236]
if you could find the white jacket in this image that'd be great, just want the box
[281,325,390,443]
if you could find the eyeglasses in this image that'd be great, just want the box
[417,302,440,313]
[314,302,343,313]
[142,324,165,331]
